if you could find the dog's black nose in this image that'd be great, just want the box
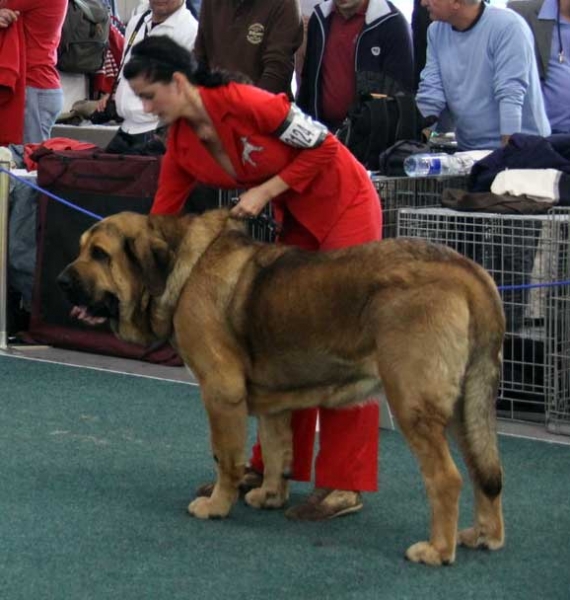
[57,268,73,292]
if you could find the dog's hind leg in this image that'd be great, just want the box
[245,412,292,510]
[452,425,504,552]
[452,350,504,552]
[387,385,463,567]
[188,394,248,520]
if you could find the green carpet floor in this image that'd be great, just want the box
[1,355,569,600]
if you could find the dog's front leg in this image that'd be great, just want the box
[245,412,292,510]
[150,297,174,340]
[188,397,248,519]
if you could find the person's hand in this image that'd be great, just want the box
[230,186,272,219]
[0,8,19,28]
[96,94,110,112]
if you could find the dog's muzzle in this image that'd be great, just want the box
[57,265,120,321]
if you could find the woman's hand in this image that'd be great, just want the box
[230,176,289,219]
[230,186,273,219]
[0,8,19,28]
[96,94,110,113]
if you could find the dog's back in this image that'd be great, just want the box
[235,238,503,404]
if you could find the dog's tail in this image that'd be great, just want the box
[459,268,505,499]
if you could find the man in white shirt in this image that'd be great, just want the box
[101,0,198,154]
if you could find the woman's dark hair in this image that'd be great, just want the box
[123,36,250,88]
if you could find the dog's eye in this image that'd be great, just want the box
[91,246,110,263]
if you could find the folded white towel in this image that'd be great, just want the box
[491,169,562,202]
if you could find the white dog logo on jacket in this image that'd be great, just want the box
[241,137,264,167]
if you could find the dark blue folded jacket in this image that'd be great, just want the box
[469,133,570,192]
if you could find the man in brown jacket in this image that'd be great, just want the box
[193,0,303,98]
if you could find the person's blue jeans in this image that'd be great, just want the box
[24,86,64,144]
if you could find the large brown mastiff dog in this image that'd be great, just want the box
[58,209,505,566]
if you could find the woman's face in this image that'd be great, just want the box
[128,75,183,124]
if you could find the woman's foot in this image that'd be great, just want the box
[284,488,363,520]
[194,466,263,498]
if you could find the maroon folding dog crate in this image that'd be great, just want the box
[24,150,182,365]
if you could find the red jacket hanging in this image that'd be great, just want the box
[91,23,126,97]
[0,19,26,145]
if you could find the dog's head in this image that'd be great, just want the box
[57,212,177,346]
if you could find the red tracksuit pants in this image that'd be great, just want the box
[249,192,382,492]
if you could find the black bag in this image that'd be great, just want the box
[377,139,431,176]
[57,0,110,74]
[90,98,122,124]
[337,94,421,170]
[24,150,182,366]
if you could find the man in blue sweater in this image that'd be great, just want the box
[416,0,551,150]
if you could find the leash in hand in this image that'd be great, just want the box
[230,196,281,236]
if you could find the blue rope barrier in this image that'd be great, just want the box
[497,280,570,292]
[0,166,103,222]
[1,165,569,292]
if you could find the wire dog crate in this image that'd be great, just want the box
[371,175,469,239]
[220,175,470,243]
[397,207,570,433]
[545,208,570,435]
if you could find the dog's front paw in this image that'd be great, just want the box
[188,496,232,519]
[405,541,455,566]
[244,485,288,510]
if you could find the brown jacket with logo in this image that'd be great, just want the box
[194,0,303,98]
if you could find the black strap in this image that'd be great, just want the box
[393,95,419,141]
[109,9,151,99]
[367,98,389,158]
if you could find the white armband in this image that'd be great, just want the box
[275,105,328,149]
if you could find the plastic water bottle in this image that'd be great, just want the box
[403,151,492,177]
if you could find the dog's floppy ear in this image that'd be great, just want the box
[124,232,174,297]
